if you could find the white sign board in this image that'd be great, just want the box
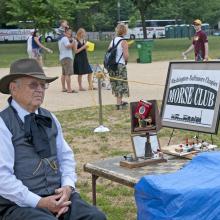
[161,62,220,134]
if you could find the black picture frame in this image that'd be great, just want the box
[161,61,220,134]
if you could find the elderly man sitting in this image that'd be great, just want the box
[0,58,106,220]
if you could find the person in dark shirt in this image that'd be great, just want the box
[182,19,208,61]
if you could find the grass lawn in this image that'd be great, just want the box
[54,105,220,220]
[1,36,220,67]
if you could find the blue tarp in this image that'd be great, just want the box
[135,152,220,220]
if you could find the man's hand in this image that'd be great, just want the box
[54,185,73,217]
[37,194,71,214]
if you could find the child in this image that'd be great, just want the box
[56,20,69,40]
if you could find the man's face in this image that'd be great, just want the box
[62,21,68,28]
[10,76,48,112]
[65,30,72,39]
[194,24,201,32]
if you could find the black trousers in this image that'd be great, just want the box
[2,192,106,220]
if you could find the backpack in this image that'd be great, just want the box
[104,38,124,72]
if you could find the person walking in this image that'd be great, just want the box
[108,23,129,110]
[58,28,77,93]
[0,58,106,220]
[73,28,94,91]
[182,19,208,61]
[32,30,53,67]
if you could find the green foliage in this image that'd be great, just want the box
[1,0,220,31]
[5,0,98,32]
[74,0,135,31]
[131,0,159,38]
[148,0,220,27]
[0,0,10,26]
[6,0,72,30]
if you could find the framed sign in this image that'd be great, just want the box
[161,61,220,134]
[131,134,160,159]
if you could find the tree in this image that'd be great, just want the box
[5,0,97,32]
[0,0,11,27]
[131,0,159,39]
[75,0,136,31]
[148,0,220,27]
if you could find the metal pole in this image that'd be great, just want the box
[98,78,103,126]
[94,74,110,133]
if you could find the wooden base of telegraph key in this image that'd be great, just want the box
[120,158,167,169]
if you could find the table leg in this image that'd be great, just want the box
[92,174,99,205]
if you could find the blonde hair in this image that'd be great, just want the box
[76,28,86,40]
[115,23,127,36]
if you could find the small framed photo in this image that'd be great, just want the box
[131,133,160,159]
[161,61,220,134]
[130,100,161,134]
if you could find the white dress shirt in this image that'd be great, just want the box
[0,99,77,208]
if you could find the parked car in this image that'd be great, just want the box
[213,31,220,36]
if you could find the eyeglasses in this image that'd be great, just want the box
[25,81,49,90]
[13,79,49,90]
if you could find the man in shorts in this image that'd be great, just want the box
[58,29,77,93]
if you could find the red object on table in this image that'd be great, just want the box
[134,100,152,120]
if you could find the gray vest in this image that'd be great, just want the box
[0,106,61,211]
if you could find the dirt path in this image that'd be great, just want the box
[0,61,169,111]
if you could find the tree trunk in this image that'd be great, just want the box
[140,9,147,39]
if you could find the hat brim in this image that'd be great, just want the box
[0,72,58,94]
[193,21,202,25]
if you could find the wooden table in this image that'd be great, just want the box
[83,155,188,205]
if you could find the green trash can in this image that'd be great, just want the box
[135,39,154,63]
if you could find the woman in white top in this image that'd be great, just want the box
[27,29,34,58]
[108,23,129,110]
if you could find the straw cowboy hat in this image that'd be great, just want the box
[0,58,58,94]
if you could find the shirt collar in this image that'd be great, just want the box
[11,99,38,123]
